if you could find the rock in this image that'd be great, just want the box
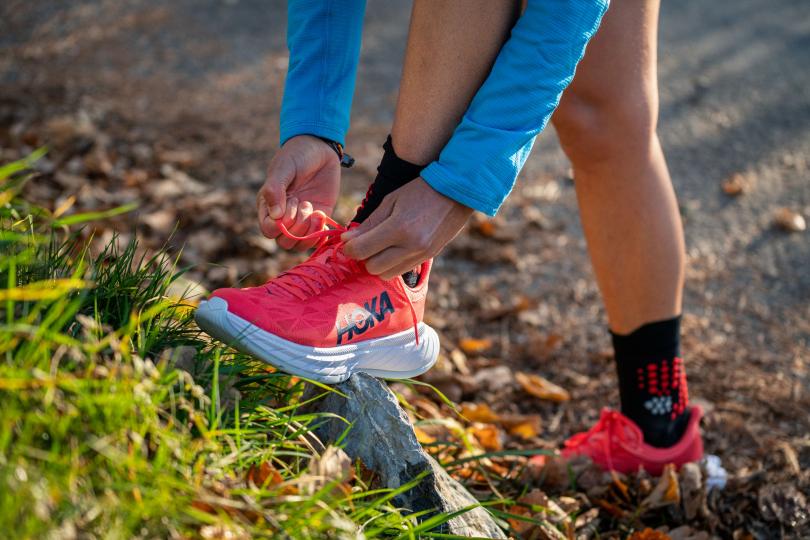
[679,462,706,520]
[773,207,806,232]
[303,373,508,538]
[721,173,747,196]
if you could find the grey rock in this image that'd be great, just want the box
[303,373,507,538]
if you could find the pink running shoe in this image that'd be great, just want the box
[561,406,704,476]
[194,217,439,384]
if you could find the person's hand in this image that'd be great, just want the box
[341,178,473,279]
[258,134,340,250]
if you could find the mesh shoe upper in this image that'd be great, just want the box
[209,221,430,348]
[561,406,704,475]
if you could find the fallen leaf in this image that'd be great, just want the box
[544,333,563,351]
[505,418,541,439]
[460,404,542,439]
[414,426,436,444]
[721,172,746,196]
[774,207,806,232]
[641,464,680,509]
[411,422,452,442]
[487,460,511,477]
[612,473,631,501]
[459,337,493,354]
[574,507,600,531]
[775,441,801,474]
[475,219,497,237]
[506,502,534,536]
[519,488,550,507]
[245,461,283,488]
[469,423,502,451]
[307,446,354,493]
[515,371,571,402]
[594,497,627,518]
[449,348,471,375]
[460,402,502,423]
[507,489,559,538]
[53,195,76,218]
[191,499,216,514]
[411,396,444,419]
[627,528,671,540]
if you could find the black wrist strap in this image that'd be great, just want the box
[316,136,355,168]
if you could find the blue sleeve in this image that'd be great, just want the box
[420,0,609,216]
[280,0,366,146]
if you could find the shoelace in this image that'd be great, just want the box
[268,218,421,345]
[563,409,638,472]
[267,216,355,299]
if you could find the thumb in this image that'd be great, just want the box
[263,156,296,219]
[342,197,392,242]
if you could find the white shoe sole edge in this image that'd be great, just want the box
[194,296,439,384]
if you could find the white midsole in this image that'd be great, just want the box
[194,296,439,384]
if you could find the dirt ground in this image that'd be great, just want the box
[1,1,808,537]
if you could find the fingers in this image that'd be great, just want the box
[276,199,314,250]
[258,194,318,250]
[341,200,398,260]
[365,248,426,280]
[262,156,296,220]
[297,208,327,250]
[257,193,282,239]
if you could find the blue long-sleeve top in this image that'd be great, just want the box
[281,0,608,216]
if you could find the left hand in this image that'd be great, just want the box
[341,178,473,279]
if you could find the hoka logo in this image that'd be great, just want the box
[335,291,395,345]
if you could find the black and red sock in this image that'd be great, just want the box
[612,316,690,448]
[352,135,426,224]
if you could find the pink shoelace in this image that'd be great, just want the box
[563,409,639,472]
[266,217,421,345]
[265,216,357,299]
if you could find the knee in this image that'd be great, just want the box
[553,87,659,169]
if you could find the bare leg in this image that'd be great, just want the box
[391,0,519,164]
[552,0,684,334]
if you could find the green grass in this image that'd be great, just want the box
[0,153,480,539]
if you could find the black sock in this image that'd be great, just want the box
[352,135,426,224]
[353,136,425,287]
[612,316,690,448]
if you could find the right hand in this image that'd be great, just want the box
[257,134,341,250]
